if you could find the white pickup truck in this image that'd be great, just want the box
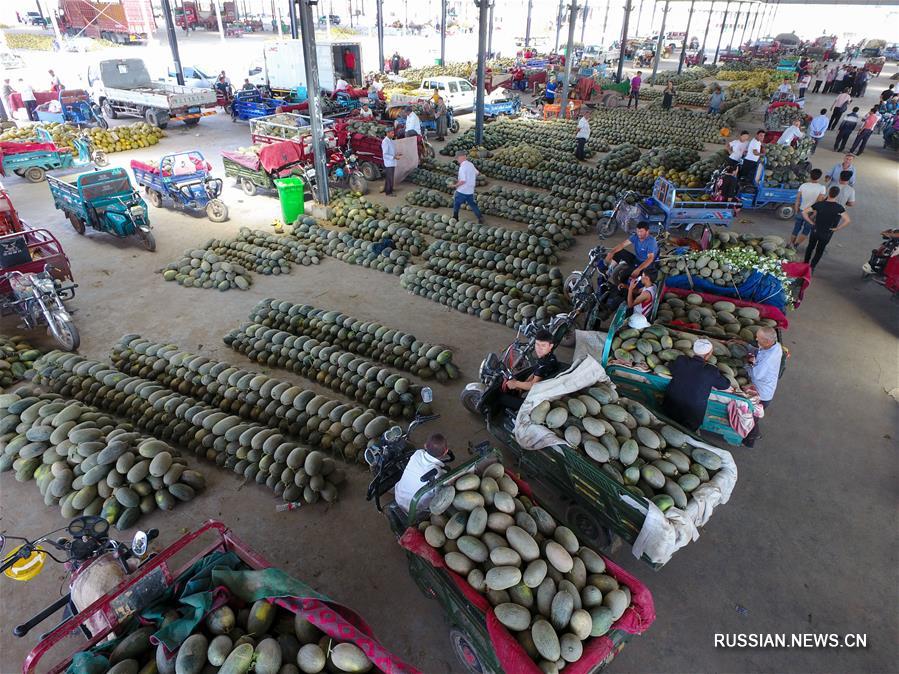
[87,58,217,128]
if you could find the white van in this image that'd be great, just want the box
[420,76,476,113]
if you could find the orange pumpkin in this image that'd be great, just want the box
[719,127,731,137]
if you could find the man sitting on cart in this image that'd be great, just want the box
[604,222,659,279]
[394,433,452,513]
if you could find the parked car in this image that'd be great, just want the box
[420,76,475,113]
[163,66,216,89]
[318,14,340,26]
[25,12,48,27]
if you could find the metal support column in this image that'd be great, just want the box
[712,0,730,64]
[160,0,185,85]
[39,0,63,44]
[700,0,714,62]
[213,0,226,42]
[440,0,446,63]
[297,0,330,204]
[581,0,589,44]
[275,0,283,37]
[602,0,610,44]
[554,0,564,53]
[738,2,751,48]
[376,0,385,72]
[677,0,695,74]
[487,2,494,57]
[651,0,669,81]
[727,1,741,51]
[616,0,633,81]
[635,0,644,37]
[650,0,657,36]
[767,0,779,37]
[525,0,533,48]
[287,0,298,37]
[474,0,491,144]
[558,1,579,116]
[748,2,760,43]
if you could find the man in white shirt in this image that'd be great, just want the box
[358,103,373,119]
[807,108,829,154]
[740,129,765,182]
[789,168,826,250]
[727,130,750,168]
[776,80,792,98]
[404,106,422,137]
[451,152,483,223]
[777,119,804,145]
[334,78,350,93]
[574,111,590,160]
[380,128,400,196]
[393,434,451,513]
[742,327,782,447]
[833,170,856,207]
[18,79,36,121]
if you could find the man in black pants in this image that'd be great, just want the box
[801,186,851,271]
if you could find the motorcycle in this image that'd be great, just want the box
[214,82,234,114]
[300,146,369,199]
[365,387,443,512]
[1,516,158,642]
[563,244,633,332]
[861,230,899,296]
[1,266,80,351]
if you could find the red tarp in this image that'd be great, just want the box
[130,159,159,174]
[783,261,811,307]
[258,140,304,173]
[220,150,261,171]
[398,470,656,674]
[8,90,57,111]
[661,285,790,329]
[0,141,58,158]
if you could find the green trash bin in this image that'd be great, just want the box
[274,176,305,224]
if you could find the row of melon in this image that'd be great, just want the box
[246,298,458,381]
[0,390,203,530]
[32,349,346,505]
[0,335,43,387]
[106,335,400,466]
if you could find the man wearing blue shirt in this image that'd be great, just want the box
[825,154,856,187]
[604,222,659,278]
[807,108,829,154]
[742,327,782,447]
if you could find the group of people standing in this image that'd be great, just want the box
[1,70,63,122]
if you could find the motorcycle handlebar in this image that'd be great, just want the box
[0,546,26,574]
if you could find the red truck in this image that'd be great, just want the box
[58,0,154,43]
[176,1,237,30]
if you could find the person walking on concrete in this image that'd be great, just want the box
[1,79,15,120]
[822,64,838,93]
[574,111,590,160]
[381,128,400,196]
[802,186,850,271]
[451,152,483,223]
[797,72,811,99]
[833,108,860,152]
[627,71,642,109]
[849,106,880,155]
[391,52,401,76]
[828,90,851,130]
[789,168,825,250]
[812,62,826,93]
[741,327,783,447]
[708,86,725,114]
[18,79,37,121]
[807,109,829,154]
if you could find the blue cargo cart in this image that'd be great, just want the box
[738,158,798,220]
[131,151,228,222]
[35,89,108,129]
[230,90,287,122]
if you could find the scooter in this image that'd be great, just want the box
[563,244,633,332]
[364,387,442,511]
[0,266,80,351]
[1,516,158,642]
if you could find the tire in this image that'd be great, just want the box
[183,118,200,127]
[95,116,109,130]
[349,173,369,194]
[47,312,80,352]
[206,199,229,222]
[240,177,258,196]
[360,161,381,181]
[449,119,460,133]
[101,100,117,120]
[777,204,795,220]
[146,190,163,208]
[24,167,46,183]
[564,271,584,300]
[67,213,86,234]
[596,215,617,239]
[145,108,167,128]
[421,141,436,159]
[460,386,483,415]
[449,628,489,674]
[136,229,156,252]
[92,150,109,167]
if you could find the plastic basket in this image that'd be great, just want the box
[274,175,305,223]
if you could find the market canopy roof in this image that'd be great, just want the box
[666,0,899,4]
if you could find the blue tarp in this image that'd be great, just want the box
[665,269,789,310]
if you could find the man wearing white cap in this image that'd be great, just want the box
[661,338,729,431]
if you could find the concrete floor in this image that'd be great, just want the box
[1,68,897,673]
